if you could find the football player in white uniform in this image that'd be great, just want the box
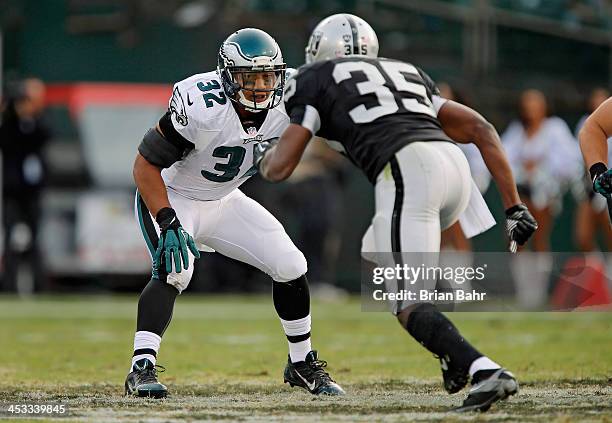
[124,28,344,398]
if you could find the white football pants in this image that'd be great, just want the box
[362,141,472,313]
[135,188,307,292]
[363,141,472,253]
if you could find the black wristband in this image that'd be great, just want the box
[155,207,177,230]
[589,162,608,182]
[505,203,526,216]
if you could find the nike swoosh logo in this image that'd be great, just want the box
[295,370,316,391]
[469,368,507,393]
[187,94,194,106]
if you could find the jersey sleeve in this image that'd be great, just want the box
[283,66,323,135]
[137,82,196,168]
[416,67,447,116]
[167,83,200,144]
[416,67,441,97]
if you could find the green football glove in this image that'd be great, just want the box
[154,207,200,274]
[590,162,612,197]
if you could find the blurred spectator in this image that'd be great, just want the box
[573,87,612,251]
[501,89,581,251]
[0,78,50,292]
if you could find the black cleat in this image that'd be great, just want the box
[124,358,168,399]
[283,350,345,396]
[454,368,518,412]
[438,354,469,394]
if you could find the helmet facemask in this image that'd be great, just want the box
[226,62,285,112]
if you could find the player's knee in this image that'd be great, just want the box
[164,267,194,293]
[272,250,307,282]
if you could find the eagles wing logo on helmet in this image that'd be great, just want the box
[170,87,188,126]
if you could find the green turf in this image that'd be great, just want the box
[0,295,610,422]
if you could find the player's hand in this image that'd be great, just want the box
[505,203,538,248]
[591,163,612,197]
[253,137,279,171]
[154,207,200,274]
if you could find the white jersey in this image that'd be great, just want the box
[161,71,289,200]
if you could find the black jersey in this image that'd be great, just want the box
[283,57,454,183]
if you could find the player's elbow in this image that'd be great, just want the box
[471,119,496,141]
[468,119,500,150]
[578,119,596,147]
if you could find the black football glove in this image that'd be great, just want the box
[253,137,279,172]
[590,162,612,197]
[505,203,538,250]
[154,207,200,274]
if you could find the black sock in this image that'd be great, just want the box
[404,303,482,370]
[136,278,179,336]
[273,275,312,362]
[272,275,310,320]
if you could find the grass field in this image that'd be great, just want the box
[0,295,610,422]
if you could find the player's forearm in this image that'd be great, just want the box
[438,101,521,209]
[260,147,297,182]
[133,153,171,217]
[466,119,521,209]
[579,120,608,169]
[259,124,312,182]
[477,140,522,209]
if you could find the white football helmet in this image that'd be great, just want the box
[218,28,286,112]
[305,14,379,64]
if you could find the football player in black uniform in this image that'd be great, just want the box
[255,14,538,412]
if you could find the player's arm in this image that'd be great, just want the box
[134,112,200,272]
[418,67,521,209]
[256,67,319,182]
[256,124,311,182]
[134,112,192,215]
[579,96,612,196]
[437,100,520,209]
[437,100,537,246]
[133,124,172,217]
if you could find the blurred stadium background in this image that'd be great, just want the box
[1,2,611,421]
[2,0,612,298]
[0,0,612,298]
